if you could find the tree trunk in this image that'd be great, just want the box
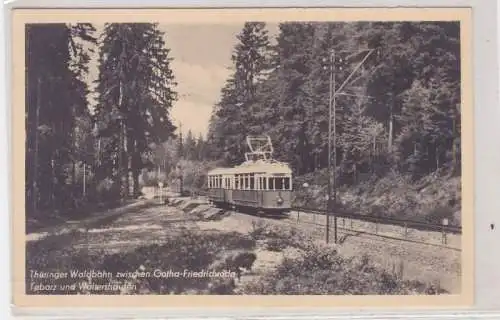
[435,144,440,171]
[132,140,140,197]
[32,76,42,214]
[124,124,130,197]
[388,111,393,152]
[452,116,457,170]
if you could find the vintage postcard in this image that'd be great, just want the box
[12,7,473,309]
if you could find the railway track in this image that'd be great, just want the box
[294,207,462,235]
[224,205,460,251]
[281,211,461,251]
[175,193,461,251]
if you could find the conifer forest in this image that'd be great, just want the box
[25,21,461,227]
[24,19,464,296]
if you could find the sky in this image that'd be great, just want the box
[87,23,279,138]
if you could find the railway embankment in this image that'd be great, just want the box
[293,169,461,228]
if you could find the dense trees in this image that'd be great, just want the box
[25,21,462,220]
[94,23,178,198]
[206,21,462,184]
[26,23,97,216]
[25,23,178,218]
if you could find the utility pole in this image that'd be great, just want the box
[326,50,334,244]
[323,47,377,244]
[332,50,338,244]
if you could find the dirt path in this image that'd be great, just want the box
[26,200,154,242]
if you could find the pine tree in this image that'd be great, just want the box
[95,23,177,197]
[206,22,271,165]
[183,130,197,161]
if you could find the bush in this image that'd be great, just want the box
[95,177,121,202]
[241,246,448,295]
[264,238,287,252]
[248,221,312,250]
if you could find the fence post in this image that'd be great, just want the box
[442,218,449,245]
[350,219,353,229]
[158,182,164,204]
[300,183,309,223]
[404,223,408,239]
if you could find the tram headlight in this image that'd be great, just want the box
[276,196,284,205]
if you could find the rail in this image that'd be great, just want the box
[294,206,462,235]
[285,213,461,251]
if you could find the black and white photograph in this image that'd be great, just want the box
[15,8,473,305]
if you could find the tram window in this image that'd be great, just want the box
[235,175,239,189]
[263,177,267,190]
[250,175,255,190]
[275,178,283,190]
[269,178,274,190]
[284,177,290,190]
